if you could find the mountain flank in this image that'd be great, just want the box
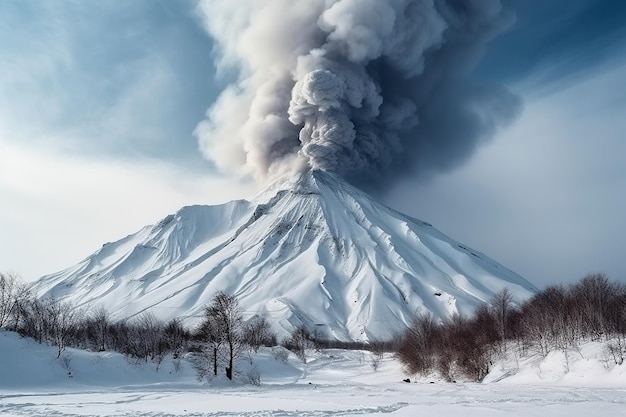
[33,170,536,340]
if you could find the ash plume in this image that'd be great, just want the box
[194,0,521,190]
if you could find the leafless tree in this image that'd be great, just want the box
[48,299,84,358]
[0,272,30,330]
[132,312,166,365]
[164,318,189,359]
[519,285,572,354]
[570,273,621,340]
[197,291,244,380]
[0,272,18,328]
[18,298,47,343]
[195,311,225,377]
[243,316,277,352]
[284,325,314,363]
[397,313,437,375]
[15,296,83,358]
[86,306,111,351]
[489,288,516,347]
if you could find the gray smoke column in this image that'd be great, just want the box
[195,0,521,189]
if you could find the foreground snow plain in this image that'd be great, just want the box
[2,331,626,416]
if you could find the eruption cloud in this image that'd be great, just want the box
[195,0,522,190]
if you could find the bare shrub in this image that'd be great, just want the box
[606,338,626,365]
[397,313,437,375]
[284,325,314,363]
[59,353,73,378]
[86,306,111,352]
[370,353,382,371]
[164,318,189,359]
[189,346,215,382]
[242,366,261,386]
[243,316,277,352]
[272,346,290,362]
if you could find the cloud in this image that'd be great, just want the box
[0,1,247,281]
[195,0,521,190]
[0,141,255,281]
[0,0,216,162]
[385,57,626,286]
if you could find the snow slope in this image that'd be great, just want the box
[32,170,537,340]
[485,341,626,386]
[0,331,197,391]
[2,330,626,417]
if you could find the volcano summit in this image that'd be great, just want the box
[33,170,536,340]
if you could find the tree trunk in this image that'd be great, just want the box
[213,346,218,376]
[226,342,233,380]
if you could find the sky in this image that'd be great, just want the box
[1,0,625,288]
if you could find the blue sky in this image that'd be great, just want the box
[1,0,625,287]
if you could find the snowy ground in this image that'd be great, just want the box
[2,331,626,416]
[5,383,626,417]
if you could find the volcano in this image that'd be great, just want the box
[33,170,536,340]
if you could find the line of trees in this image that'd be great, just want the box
[2,272,394,382]
[10,271,626,384]
[397,273,626,382]
[0,274,280,380]
[2,272,192,364]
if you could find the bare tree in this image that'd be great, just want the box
[0,272,30,330]
[489,288,516,346]
[87,306,111,352]
[164,318,189,359]
[571,273,617,340]
[16,296,82,358]
[0,272,17,328]
[397,313,437,375]
[520,285,571,355]
[197,291,244,380]
[243,316,277,352]
[48,299,83,359]
[18,298,48,343]
[284,325,314,363]
[435,313,495,381]
[132,312,166,365]
[196,311,225,377]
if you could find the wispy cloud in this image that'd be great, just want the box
[0,1,240,280]
[0,141,254,281]
[0,0,216,161]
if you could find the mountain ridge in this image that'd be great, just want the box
[33,170,537,341]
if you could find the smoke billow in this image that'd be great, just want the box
[195,0,521,190]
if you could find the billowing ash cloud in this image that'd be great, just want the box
[195,0,521,189]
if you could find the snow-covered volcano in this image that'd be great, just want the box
[33,170,536,340]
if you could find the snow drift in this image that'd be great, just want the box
[32,170,536,340]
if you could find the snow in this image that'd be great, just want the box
[2,331,626,416]
[31,170,537,341]
[0,331,197,391]
[485,341,626,386]
[17,170,620,415]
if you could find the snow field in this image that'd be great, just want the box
[2,331,626,416]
